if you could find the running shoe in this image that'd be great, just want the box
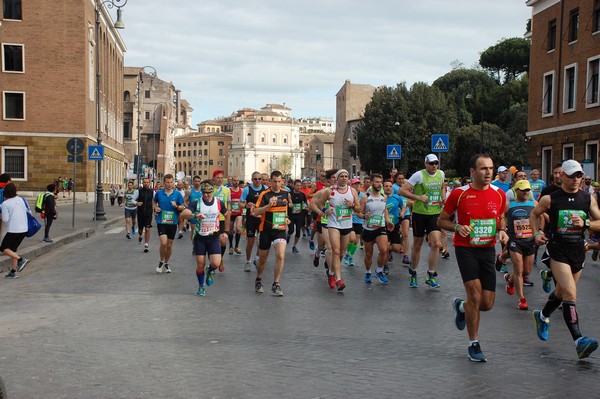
[347,257,354,266]
[229,247,234,255]
[452,298,466,330]
[495,254,505,272]
[327,273,336,289]
[163,264,171,273]
[359,242,364,250]
[302,233,307,239]
[272,283,284,297]
[383,264,390,276]
[206,267,215,286]
[442,250,450,259]
[234,246,242,254]
[523,276,534,287]
[505,273,515,296]
[218,260,225,272]
[593,250,599,261]
[336,279,346,291]
[138,235,143,244]
[309,240,315,251]
[126,233,132,240]
[409,269,418,288]
[292,246,299,254]
[177,231,184,239]
[343,254,350,265]
[375,271,389,283]
[255,279,264,293]
[132,229,136,235]
[5,270,17,279]
[156,262,164,273]
[244,261,252,272]
[16,258,29,273]
[197,285,206,296]
[402,255,410,265]
[144,243,149,253]
[313,253,320,267]
[576,336,599,359]
[533,310,550,341]
[468,342,487,362]
[43,237,54,243]
[540,270,552,293]
[364,273,372,284]
[425,275,440,288]
[518,297,528,310]
[320,248,327,257]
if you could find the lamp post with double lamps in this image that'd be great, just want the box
[135,66,157,188]
[94,0,126,221]
[152,103,167,186]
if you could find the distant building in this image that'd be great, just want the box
[302,134,335,179]
[173,129,232,180]
[526,0,600,181]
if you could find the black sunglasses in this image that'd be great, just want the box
[427,161,439,166]
[567,172,584,179]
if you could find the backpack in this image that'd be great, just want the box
[35,192,47,213]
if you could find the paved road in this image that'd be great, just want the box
[0,224,599,398]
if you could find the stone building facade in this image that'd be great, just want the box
[526,0,600,181]
[174,129,232,180]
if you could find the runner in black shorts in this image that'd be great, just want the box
[240,172,267,272]
[438,154,508,362]
[531,159,600,359]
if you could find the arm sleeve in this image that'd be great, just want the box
[442,188,460,216]
[407,171,423,187]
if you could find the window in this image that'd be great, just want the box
[542,72,555,116]
[564,64,577,112]
[218,149,223,156]
[586,140,599,180]
[594,1,600,33]
[563,143,574,160]
[124,121,131,140]
[272,134,277,144]
[204,149,207,156]
[144,111,150,120]
[218,141,224,146]
[542,146,552,183]
[569,8,579,43]
[260,134,265,143]
[124,91,130,101]
[144,90,150,99]
[283,135,288,144]
[547,19,556,51]
[2,44,24,72]
[193,150,196,156]
[587,56,600,106]
[2,147,26,180]
[3,91,25,120]
[3,0,22,20]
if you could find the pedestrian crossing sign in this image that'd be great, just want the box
[387,145,402,160]
[431,134,449,153]
[88,145,104,160]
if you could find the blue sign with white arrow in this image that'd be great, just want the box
[431,134,449,153]
[387,145,402,159]
[88,145,104,161]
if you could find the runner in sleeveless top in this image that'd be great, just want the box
[343,178,364,267]
[180,181,229,296]
[310,170,336,277]
[360,174,393,284]
[311,169,361,291]
[438,154,508,362]
[240,172,267,272]
[252,170,292,296]
[212,170,231,272]
[186,176,203,253]
[287,179,308,254]
[228,176,243,255]
[530,159,600,359]
[399,154,446,288]
[503,179,539,310]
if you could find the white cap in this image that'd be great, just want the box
[562,159,583,176]
[424,154,439,163]
[498,166,508,173]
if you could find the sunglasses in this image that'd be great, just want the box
[566,172,584,179]
[427,161,439,166]
[252,177,261,180]
[518,188,531,192]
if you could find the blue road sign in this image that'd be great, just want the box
[88,145,104,161]
[431,134,449,153]
[387,145,402,160]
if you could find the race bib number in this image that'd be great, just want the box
[514,219,532,238]
[161,210,176,224]
[335,205,352,221]
[469,218,496,245]
[557,210,586,235]
[367,214,385,229]
[231,201,240,211]
[272,211,287,230]
[292,203,302,214]
[427,190,442,206]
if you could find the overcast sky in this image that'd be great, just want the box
[116,1,531,125]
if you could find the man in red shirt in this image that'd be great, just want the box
[438,154,508,362]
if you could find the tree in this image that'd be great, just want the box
[277,155,293,179]
[479,37,530,84]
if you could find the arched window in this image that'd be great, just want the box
[272,134,277,144]
[260,134,265,143]
[283,134,288,144]
[124,91,130,101]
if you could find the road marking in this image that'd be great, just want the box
[105,227,125,234]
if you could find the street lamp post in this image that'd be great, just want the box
[152,103,166,187]
[94,0,126,221]
[135,66,157,188]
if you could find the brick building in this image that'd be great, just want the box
[526,0,600,181]
[0,0,126,196]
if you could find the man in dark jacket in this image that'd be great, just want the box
[43,184,58,243]
[136,178,154,253]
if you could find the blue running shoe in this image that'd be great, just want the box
[348,257,354,266]
[452,298,466,330]
[343,254,350,265]
[206,267,215,287]
[409,268,418,288]
[375,271,389,283]
[309,240,315,251]
[576,336,599,359]
[540,270,552,294]
[197,285,206,296]
[468,342,487,362]
[364,273,372,284]
[533,310,549,341]
[426,274,440,288]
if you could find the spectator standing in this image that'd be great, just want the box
[42,184,57,243]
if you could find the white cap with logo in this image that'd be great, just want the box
[425,154,439,163]
[562,159,583,176]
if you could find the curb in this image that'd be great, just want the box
[0,217,122,272]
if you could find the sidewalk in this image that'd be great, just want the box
[0,197,124,270]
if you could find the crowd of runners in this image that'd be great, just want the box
[118,154,598,363]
